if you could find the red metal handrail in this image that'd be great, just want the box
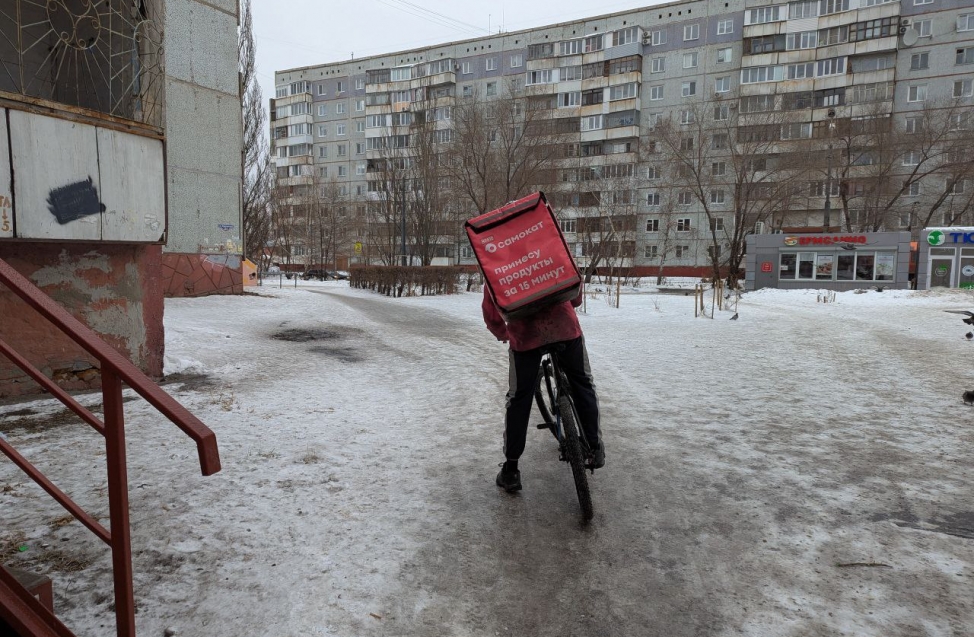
[0,257,221,637]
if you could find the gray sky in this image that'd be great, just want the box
[250,0,667,103]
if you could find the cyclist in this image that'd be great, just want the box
[482,285,604,493]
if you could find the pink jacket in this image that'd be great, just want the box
[482,286,583,352]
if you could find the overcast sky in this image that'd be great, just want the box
[249,0,667,102]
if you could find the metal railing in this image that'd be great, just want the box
[0,257,221,637]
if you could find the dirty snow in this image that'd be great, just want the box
[2,280,973,637]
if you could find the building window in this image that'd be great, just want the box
[707,245,722,259]
[712,161,726,176]
[680,137,694,151]
[486,57,497,71]
[903,150,920,166]
[905,116,922,133]
[914,0,933,4]
[958,48,974,65]
[486,82,497,96]
[717,48,732,64]
[682,81,697,97]
[714,104,730,121]
[820,0,850,14]
[715,77,730,93]
[646,218,660,232]
[908,85,927,102]
[684,52,698,69]
[650,85,664,100]
[916,19,932,37]
[336,81,345,93]
[356,78,365,90]
[711,190,725,204]
[527,69,552,85]
[954,79,974,97]
[678,191,693,206]
[675,245,691,258]
[337,166,347,177]
[717,19,733,35]
[651,30,666,46]
[581,115,604,131]
[462,85,474,98]
[510,53,523,68]
[684,24,699,41]
[317,125,327,137]
[747,6,781,24]
[652,57,665,73]
[462,61,472,74]
[355,142,365,154]
[710,217,725,232]
[647,166,660,180]
[647,193,661,207]
[318,146,327,158]
[910,52,929,70]
[645,245,659,258]
[681,109,696,125]
[907,181,921,196]
[337,144,346,157]
[609,83,637,100]
[356,99,365,112]
[560,219,577,233]
[318,105,327,116]
[336,123,346,136]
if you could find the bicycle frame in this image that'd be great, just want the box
[539,350,592,457]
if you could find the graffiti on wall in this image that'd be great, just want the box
[46,176,106,224]
[1,195,11,234]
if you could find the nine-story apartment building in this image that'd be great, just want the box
[271,0,974,281]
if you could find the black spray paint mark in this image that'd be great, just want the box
[47,177,106,225]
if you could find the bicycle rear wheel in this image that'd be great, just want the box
[558,393,593,521]
[534,359,557,428]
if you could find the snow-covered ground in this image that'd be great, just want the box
[2,281,973,637]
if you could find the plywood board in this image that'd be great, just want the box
[0,110,12,238]
[97,128,166,242]
[9,110,103,240]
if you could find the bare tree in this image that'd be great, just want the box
[655,95,802,287]
[446,81,560,215]
[239,0,271,267]
[821,97,974,233]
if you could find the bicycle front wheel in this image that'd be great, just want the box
[558,393,594,521]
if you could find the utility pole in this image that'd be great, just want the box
[824,108,836,231]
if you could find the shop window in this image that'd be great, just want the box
[780,253,797,279]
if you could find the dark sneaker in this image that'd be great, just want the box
[586,441,605,469]
[495,466,522,492]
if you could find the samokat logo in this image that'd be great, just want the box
[485,243,497,253]
[928,230,946,246]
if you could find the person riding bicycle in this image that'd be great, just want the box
[483,285,604,493]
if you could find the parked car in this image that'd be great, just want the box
[302,269,329,281]
[328,270,349,280]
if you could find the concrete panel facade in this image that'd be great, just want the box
[162,0,243,289]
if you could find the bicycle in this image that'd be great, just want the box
[533,344,595,521]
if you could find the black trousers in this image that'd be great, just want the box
[504,336,601,461]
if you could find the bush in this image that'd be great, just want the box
[349,266,481,297]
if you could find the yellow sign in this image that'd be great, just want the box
[354,241,363,254]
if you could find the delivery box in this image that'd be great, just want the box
[465,192,581,320]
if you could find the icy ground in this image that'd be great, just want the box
[2,281,973,637]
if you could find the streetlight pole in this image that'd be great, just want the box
[824,108,836,231]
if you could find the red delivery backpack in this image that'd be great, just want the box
[465,192,581,320]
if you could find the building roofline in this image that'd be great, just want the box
[274,0,700,79]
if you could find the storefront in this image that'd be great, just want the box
[917,227,974,289]
[745,231,912,291]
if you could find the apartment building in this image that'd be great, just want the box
[271,0,974,277]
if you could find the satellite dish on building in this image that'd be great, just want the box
[901,28,919,47]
